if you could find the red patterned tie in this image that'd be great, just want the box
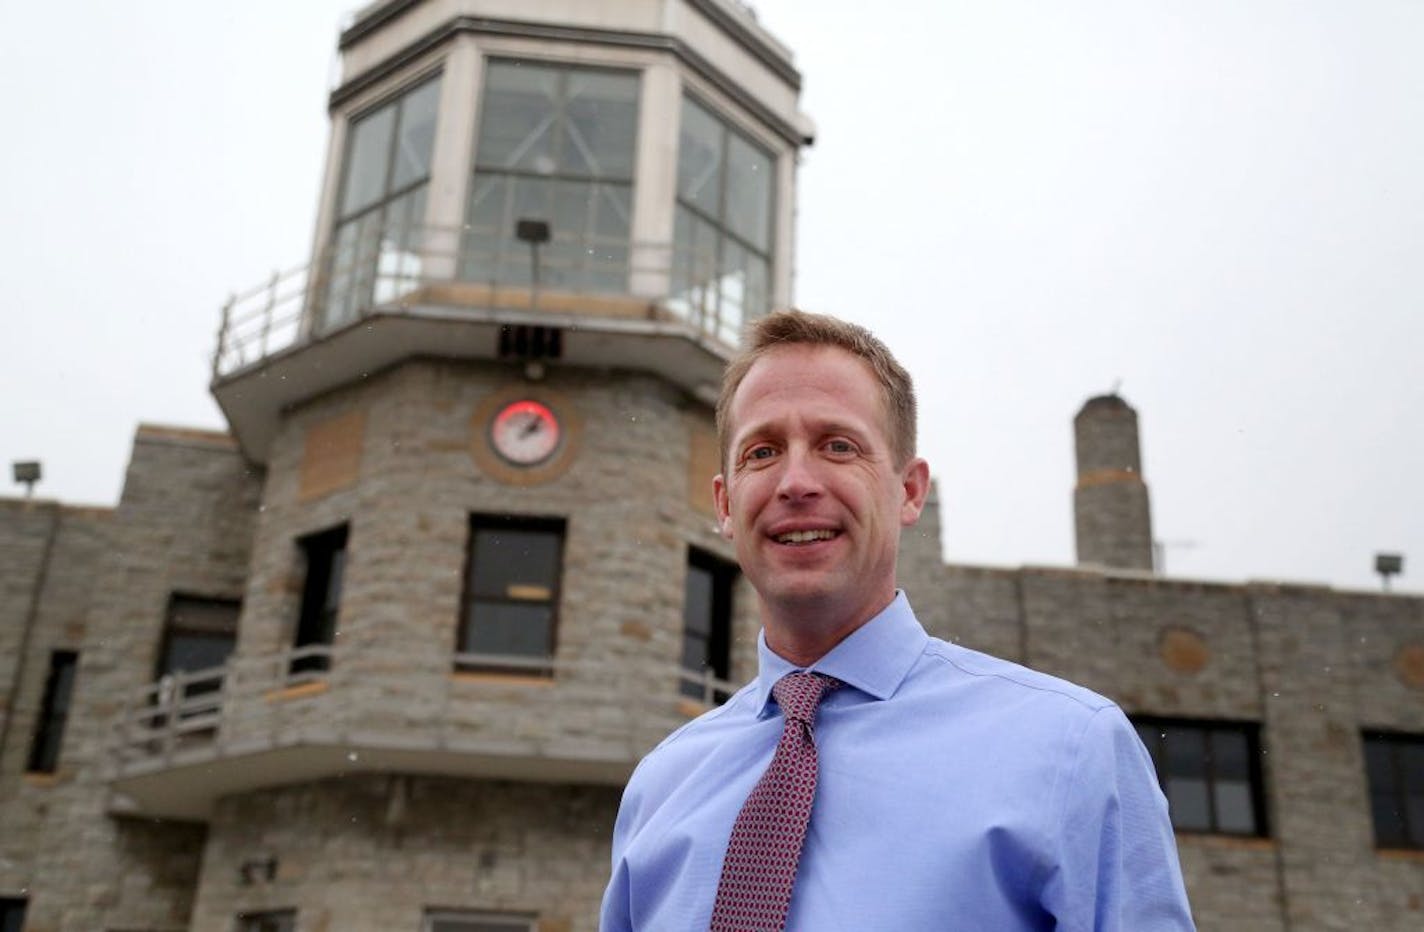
[709,672,841,932]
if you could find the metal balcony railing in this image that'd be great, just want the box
[108,643,740,774]
[213,222,763,379]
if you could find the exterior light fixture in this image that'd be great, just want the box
[1376,553,1404,592]
[12,460,41,497]
[515,218,552,311]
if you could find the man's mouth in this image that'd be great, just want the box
[773,529,839,545]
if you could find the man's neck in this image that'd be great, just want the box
[761,591,897,667]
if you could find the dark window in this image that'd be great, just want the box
[158,595,240,684]
[681,548,736,702]
[324,74,443,328]
[1133,717,1267,837]
[0,898,26,932]
[237,911,295,932]
[462,60,640,293]
[670,95,776,344]
[1363,731,1424,850]
[293,525,347,674]
[27,650,78,773]
[458,516,566,673]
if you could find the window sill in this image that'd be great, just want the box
[1376,847,1424,862]
[451,670,555,687]
[22,771,62,788]
[264,680,329,703]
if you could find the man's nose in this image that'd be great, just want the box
[775,447,822,501]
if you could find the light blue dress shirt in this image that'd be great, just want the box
[601,592,1195,930]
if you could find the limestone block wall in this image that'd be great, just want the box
[188,775,619,932]
[18,427,263,931]
[0,501,110,904]
[232,358,751,768]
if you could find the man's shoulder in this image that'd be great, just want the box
[916,635,1120,719]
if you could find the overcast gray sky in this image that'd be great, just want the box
[1,0,1419,592]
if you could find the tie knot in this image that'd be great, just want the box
[772,672,841,723]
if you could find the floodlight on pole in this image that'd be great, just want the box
[1375,553,1404,592]
[515,218,551,313]
[12,460,41,497]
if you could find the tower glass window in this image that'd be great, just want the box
[681,548,736,702]
[459,516,566,673]
[1,898,26,932]
[670,96,775,345]
[1133,717,1267,837]
[325,74,443,329]
[1363,731,1424,850]
[462,61,639,293]
[27,650,78,774]
[293,525,348,673]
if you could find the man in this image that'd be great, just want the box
[601,311,1194,930]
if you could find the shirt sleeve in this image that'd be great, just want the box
[599,784,640,931]
[1040,705,1197,931]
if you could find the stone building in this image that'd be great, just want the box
[2,1,1422,930]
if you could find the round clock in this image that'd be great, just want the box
[489,399,562,466]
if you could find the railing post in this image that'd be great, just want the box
[214,295,234,377]
[260,269,278,357]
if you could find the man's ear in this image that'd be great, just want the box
[713,473,734,538]
[899,457,931,526]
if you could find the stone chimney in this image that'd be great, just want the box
[1073,394,1154,572]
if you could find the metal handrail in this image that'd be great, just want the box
[109,643,742,771]
[212,220,749,380]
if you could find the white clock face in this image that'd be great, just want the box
[490,400,562,466]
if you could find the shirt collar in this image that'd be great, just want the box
[752,591,928,718]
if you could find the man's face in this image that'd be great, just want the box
[714,344,929,635]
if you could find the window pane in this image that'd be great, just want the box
[678,98,723,210]
[1163,726,1208,779]
[477,62,559,172]
[1166,776,1211,831]
[1365,738,1396,794]
[1211,727,1249,781]
[1213,779,1255,834]
[465,602,553,656]
[683,563,713,638]
[470,527,562,599]
[341,104,396,216]
[724,131,773,251]
[163,633,234,675]
[682,634,709,672]
[565,70,639,178]
[391,77,442,190]
[1373,791,1408,847]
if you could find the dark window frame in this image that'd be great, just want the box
[1363,730,1424,851]
[680,547,736,702]
[457,514,567,675]
[1132,715,1269,838]
[27,649,78,773]
[292,524,349,674]
[0,897,27,932]
[235,909,296,932]
[423,910,536,932]
[156,593,241,682]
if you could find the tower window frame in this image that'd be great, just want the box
[670,94,777,345]
[462,58,641,294]
[1132,716,1269,838]
[292,524,348,674]
[457,514,567,675]
[27,650,78,774]
[323,71,444,329]
[1363,730,1424,850]
[680,547,737,703]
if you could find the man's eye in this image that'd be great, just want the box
[826,439,855,454]
[747,446,776,461]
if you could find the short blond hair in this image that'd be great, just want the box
[715,310,917,470]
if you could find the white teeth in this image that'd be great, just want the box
[776,529,836,544]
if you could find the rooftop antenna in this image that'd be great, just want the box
[1376,553,1404,592]
[12,461,41,497]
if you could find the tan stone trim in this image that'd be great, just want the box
[136,423,238,448]
[1075,468,1143,490]
[299,408,366,502]
[22,771,62,788]
[264,680,330,702]
[1175,832,1276,851]
[450,671,555,688]
[469,385,583,487]
[678,698,710,719]
[1376,847,1424,863]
